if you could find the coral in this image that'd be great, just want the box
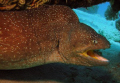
[115,19,120,31]
[0,0,111,10]
[105,5,119,20]
[110,0,120,12]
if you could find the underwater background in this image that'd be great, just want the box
[72,2,120,83]
[0,1,120,83]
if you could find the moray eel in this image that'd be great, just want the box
[0,5,110,69]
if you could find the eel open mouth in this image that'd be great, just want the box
[79,50,109,62]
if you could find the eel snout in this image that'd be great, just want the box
[77,36,110,66]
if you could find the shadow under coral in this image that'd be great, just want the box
[0,63,118,83]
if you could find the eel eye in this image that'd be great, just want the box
[92,40,98,44]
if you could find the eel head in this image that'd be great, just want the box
[59,23,110,66]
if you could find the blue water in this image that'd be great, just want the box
[97,2,110,17]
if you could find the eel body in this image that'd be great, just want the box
[0,5,110,69]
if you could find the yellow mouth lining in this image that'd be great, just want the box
[78,50,109,62]
[83,50,98,59]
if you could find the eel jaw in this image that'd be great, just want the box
[78,50,109,66]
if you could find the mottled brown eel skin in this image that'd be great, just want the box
[0,5,110,69]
